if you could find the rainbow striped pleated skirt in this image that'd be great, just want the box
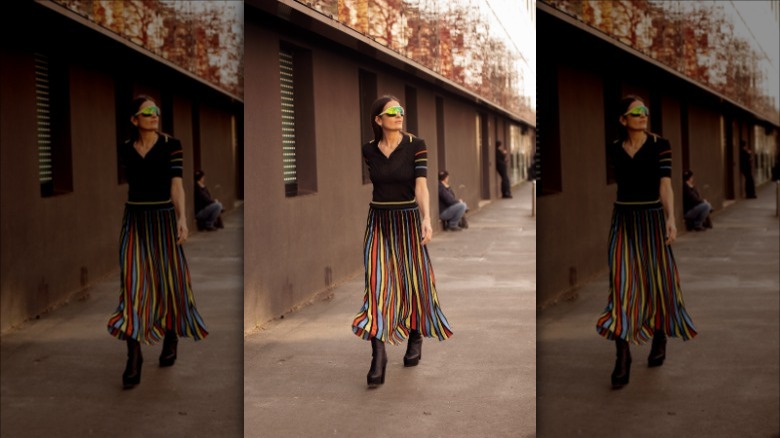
[352,205,453,345]
[596,203,697,344]
[107,203,208,344]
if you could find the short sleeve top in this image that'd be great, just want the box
[362,134,428,208]
[119,134,184,203]
[609,134,672,203]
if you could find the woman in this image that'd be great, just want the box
[351,95,453,388]
[596,95,697,389]
[107,96,208,389]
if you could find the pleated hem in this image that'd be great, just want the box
[351,206,453,345]
[596,205,697,345]
[107,205,209,345]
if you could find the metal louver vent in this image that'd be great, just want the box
[35,53,53,185]
[280,49,297,186]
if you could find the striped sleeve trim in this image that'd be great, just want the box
[169,140,184,178]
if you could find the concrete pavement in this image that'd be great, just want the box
[1,207,244,438]
[537,183,780,438]
[244,183,536,438]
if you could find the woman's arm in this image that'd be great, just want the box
[660,176,676,245]
[415,176,432,245]
[171,176,188,244]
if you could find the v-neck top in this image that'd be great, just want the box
[362,134,428,209]
[609,133,672,204]
[119,134,184,204]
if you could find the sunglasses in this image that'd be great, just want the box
[135,106,161,117]
[624,106,649,117]
[379,106,405,117]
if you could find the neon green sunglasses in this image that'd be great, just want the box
[379,106,405,117]
[624,106,649,117]
[135,106,161,117]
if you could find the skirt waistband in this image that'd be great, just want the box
[614,199,662,210]
[369,199,418,210]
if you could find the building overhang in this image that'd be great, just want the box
[36,0,244,104]
[247,0,533,127]
[538,1,779,129]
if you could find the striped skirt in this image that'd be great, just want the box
[596,204,697,344]
[352,206,453,345]
[107,203,209,344]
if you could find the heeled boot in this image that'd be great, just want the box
[611,338,631,389]
[367,337,387,388]
[648,330,667,367]
[159,330,178,367]
[403,329,423,367]
[122,339,143,389]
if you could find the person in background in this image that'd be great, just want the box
[194,170,224,231]
[739,140,757,199]
[496,140,513,198]
[682,170,712,231]
[438,170,468,231]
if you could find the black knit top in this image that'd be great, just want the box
[119,134,184,204]
[362,134,428,209]
[609,134,672,204]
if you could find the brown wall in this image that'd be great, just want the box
[538,65,615,306]
[243,8,527,331]
[0,3,241,332]
[197,102,238,207]
[1,53,125,332]
[537,7,776,308]
[686,103,724,209]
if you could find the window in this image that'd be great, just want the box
[359,69,377,184]
[436,96,446,172]
[280,49,297,195]
[280,43,316,197]
[602,75,621,185]
[114,75,132,184]
[536,58,561,195]
[404,85,418,136]
[35,53,72,197]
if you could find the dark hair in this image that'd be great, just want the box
[496,140,502,148]
[369,95,403,143]
[438,170,449,181]
[617,95,646,141]
[129,95,157,142]
[195,170,205,181]
[683,170,693,181]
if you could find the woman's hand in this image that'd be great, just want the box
[177,217,189,245]
[421,217,433,245]
[665,220,676,245]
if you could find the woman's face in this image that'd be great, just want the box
[621,100,648,132]
[132,100,160,132]
[375,100,404,132]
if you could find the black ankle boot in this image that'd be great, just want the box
[648,330,667,367]
[611,338,631,389]
[367,337,387,388]
[403,330,423,367]
[123,339,143,389]
[159,330,178,367]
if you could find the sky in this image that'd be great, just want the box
[725,0,780,110]
[482,0,537,109]
[657,0,778,112]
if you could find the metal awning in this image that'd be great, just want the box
[247,0,533,127]
[36,0,244,103]
[538,1,779,128]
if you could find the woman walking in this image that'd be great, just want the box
[596,95,697,389]
[108,96,208,389]
[352,95,453,388]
